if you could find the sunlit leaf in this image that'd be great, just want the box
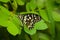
[39,10,49,22]
[0,0,9,2]
[20,12,39,15]
[26,0,37,11]
[0,5,10,27]
[26,3,30,11]
[0,5,22,35]
[34,20,48,30]
[10,14,23,27]
[29,0,36,10]
[6,13,22,35]
[7,21,21,36]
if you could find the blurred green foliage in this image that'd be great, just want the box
[0,0,60,40]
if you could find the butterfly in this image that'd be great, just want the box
[18,13,41,29]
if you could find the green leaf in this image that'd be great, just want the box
[26,0,37,11]
[7,21,21,36]
[0,5,10,18]
[10,14,23,27]
[34,20,48,30]
[24,25,36,35]
[26,3,30,11]
[36,0,45,8]
[52,11,60,21]
[0,5,10,27]
[0,5,22,35]
[29,0,37,10]
[16,0,24,5]
[38,32,50,40]
[39,9,49,22]
[0,0,9,2]
[6,14,22,35]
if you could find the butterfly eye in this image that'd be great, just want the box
[18,14,41,29]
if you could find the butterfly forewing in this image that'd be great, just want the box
[19,14,41,29]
